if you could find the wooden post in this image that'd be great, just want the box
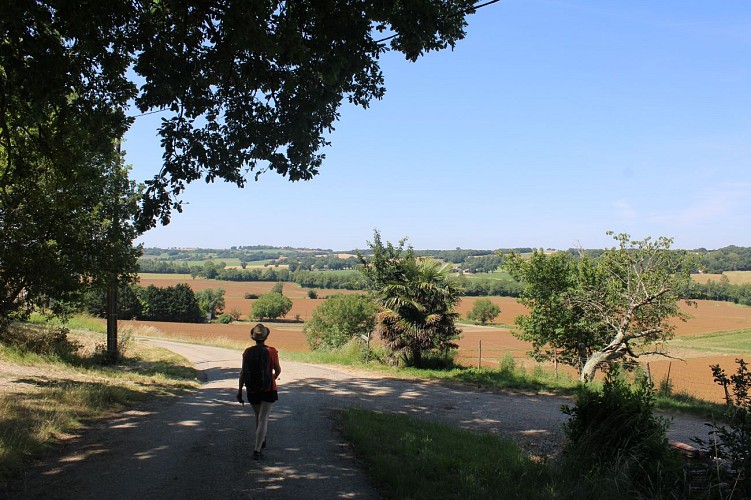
[478,340,482,369]
[554,350,558,379]
[106,282,117,360]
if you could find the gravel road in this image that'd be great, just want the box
[8,339,713,499]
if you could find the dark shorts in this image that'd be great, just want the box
[248,391,278,405]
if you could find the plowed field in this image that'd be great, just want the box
[132,276,751,402]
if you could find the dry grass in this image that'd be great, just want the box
[0,327,199,481]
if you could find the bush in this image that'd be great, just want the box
[695,359,751,497]
[0,323,81,359]
[217,313,233,324]
[244,292,259,299]
[304,294,376,350]
[559,367,683,497]
[307,289,318,299]
[250,292,292,320]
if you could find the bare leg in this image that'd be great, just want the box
[253,401,273,452]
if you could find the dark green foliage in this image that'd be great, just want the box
[3,0,478,230]
[695,359,751,497]
[560,369,683,497]
[82,284,143,320]
[140,284,203,323]
[685,278,751,306]
[307,289,318,299]
[359,231,462,367]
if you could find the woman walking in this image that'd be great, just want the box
[237,323,282,460]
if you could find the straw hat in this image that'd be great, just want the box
[250,323,270,341]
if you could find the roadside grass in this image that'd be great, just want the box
[337,408,667,500]
[0,324,199,482]
[336,408,554,500]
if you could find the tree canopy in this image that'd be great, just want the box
[3,0,481,231]
[506,233,694,382]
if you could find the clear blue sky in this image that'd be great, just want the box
[125,1,751,252]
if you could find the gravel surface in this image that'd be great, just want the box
[7,339,713,499]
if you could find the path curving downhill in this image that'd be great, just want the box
[9,339,713,499]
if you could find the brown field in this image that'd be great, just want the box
[134,275,751,402]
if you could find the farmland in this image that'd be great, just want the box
[131,275,751,403]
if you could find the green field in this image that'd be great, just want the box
[670,329,751,354]
[463,269,515,281]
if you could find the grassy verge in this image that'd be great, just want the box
[337,408,553,499]
[337,408,675,500]
[0,324,199,482]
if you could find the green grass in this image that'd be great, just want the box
[669,329,751,354]
[337,408,553,499]
[463,269,516,281]
[337,408,680,500]
[137,273,193,280]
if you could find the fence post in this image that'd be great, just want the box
[478,340,482,369]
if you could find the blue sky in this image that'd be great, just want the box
[125,1,751,251]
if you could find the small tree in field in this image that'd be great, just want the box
[506,232,694,382]
[304,294,377,350]
[271,282,284,294]
[195,288,225,320]
[466,299,500,325]
[250,292,292,321]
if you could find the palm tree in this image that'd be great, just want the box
[359,232,462,367]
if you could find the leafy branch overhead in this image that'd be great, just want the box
[2,0,481,231]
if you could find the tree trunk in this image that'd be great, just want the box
[580,351,610,382]
[411,346,423,368]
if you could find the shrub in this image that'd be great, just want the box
[695,359,751,497]
[217,313,233,324]
[307,289,318,299]
[244,292,259,299]
[0,324,81,359]
[304,294,376,350]
[559,367,683,497]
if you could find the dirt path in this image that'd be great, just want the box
[9,340,713,499]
